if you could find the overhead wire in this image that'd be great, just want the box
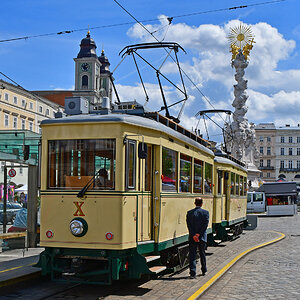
[0,71,59,108]
[0,0,286,43]
[112,0,224,121]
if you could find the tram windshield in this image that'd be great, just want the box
[48,139,115,190]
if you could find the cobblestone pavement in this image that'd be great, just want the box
[45,224,282,299]
[202,214,300,300]
[1,215,293,299]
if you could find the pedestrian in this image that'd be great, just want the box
[186,197,209,279]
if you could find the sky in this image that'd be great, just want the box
[0,0,299,142]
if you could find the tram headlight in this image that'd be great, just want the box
[69,218,88,237]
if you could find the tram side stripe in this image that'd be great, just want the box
[187,231,285,300]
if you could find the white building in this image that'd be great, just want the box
[255,123,300,183]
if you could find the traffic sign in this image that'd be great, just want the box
[8,168,16,177]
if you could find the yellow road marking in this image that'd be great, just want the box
[187,231,285,300]
[0,263,34,274]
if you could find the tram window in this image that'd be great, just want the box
[231,173,235,195]
[194,159,203,193]
[243,177,247,196]
[162,147,177,192]
[235,174,239,195]
[125,140,136,189]
[239,176,243,195]
[48,139,115,190]
[144,145,152,191]
[217,171,222,195]
[204,163,212,194]
[180,154,191,192]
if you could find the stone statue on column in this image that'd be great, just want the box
[225,24,261,190]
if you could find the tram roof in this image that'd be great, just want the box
[214,156,247,173]
[41,113,214,156]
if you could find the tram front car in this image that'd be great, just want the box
[37,100,247,284]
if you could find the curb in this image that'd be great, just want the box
[186,231,285,300]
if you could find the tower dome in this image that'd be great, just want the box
[99,50,111,73]
[77,32,98,58]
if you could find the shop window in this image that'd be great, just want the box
[180,154,191,192]
[162,147,177,192]
[194,159,203,193]
[204,163,212,194]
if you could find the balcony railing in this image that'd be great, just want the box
[279,168,300,172]
[258,166,275,170]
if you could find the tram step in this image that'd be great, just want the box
[145,255,161,263]
[149,266,167,274]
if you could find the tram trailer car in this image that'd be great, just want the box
[37,101,247,284]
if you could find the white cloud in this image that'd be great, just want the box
[125,16,300,139]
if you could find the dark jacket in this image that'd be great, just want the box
[186,206,209,242]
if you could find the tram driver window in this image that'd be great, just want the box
[48,139,115,190]
[194,159,203,193]
[162,147,177,192]
[204,163,212,194]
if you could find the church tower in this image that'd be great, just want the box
[73,32,113,107]
[74,31,101,105]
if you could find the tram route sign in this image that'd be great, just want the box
[8,168,16,177]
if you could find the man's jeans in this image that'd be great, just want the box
[189,240,207,276]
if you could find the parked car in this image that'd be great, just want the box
[0,202,22,224]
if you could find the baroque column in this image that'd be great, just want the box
[225,24,261,190]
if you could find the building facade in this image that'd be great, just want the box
[255,123,300,183]
[0,80,61,186]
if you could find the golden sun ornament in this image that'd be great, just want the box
[227,24,254,49]
[228,24,255,61]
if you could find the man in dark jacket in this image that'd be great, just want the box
[186,198,209,278]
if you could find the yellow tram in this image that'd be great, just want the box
[37,101,247,284]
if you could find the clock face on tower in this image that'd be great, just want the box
[81,63,90,71]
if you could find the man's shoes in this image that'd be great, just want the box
[202,271,206,276]
[189,274,197,279]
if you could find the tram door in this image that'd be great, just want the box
[138,144,153,242]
